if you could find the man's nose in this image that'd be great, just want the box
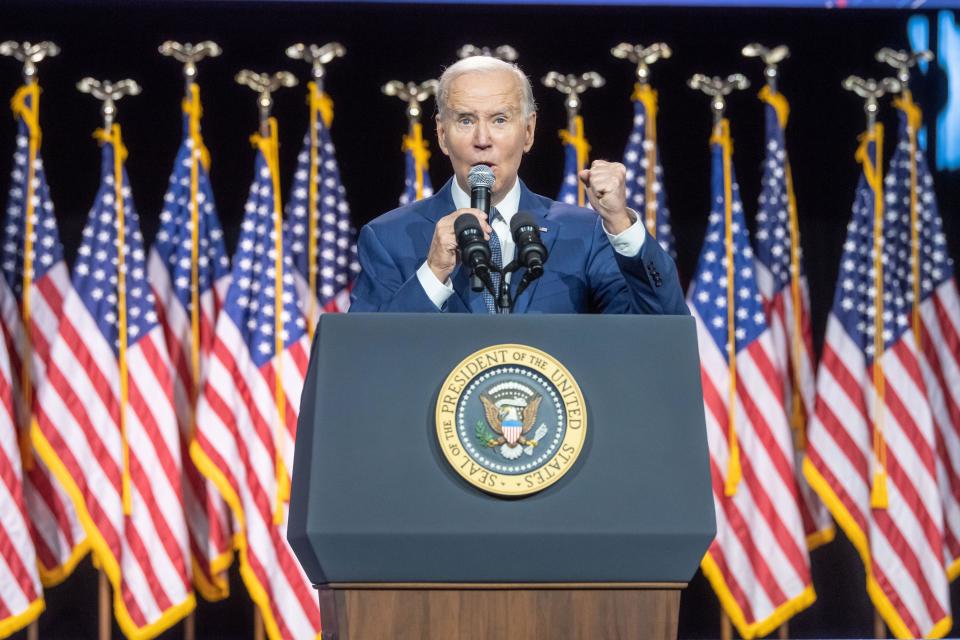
[473,121,492,148]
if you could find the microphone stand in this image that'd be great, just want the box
[494,259,529,313]
[497,261,515,312]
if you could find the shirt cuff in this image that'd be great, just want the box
[416,261,455,310]
[602,208,646,258]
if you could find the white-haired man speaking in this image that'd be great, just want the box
[350,56,686,315]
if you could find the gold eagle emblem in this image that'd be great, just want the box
[479,392,542,448]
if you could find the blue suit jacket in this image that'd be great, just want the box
[350,180,688,315]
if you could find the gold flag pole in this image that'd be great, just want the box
[254,608,265,640]
[77,75,142,640]
[236,69,297,640]
[98,570,110,640]
[382,79,438,203]
[868,48,933,638]
[876,47,934,345]
[611,41,672,237]
[541,71,605,207]
[689,72,751,640]
[0,39,60,640]
[721,610,733,640]
[286,41,346,338]
[158,41,222,640]
[689,72,750,499]
[842,72,901,638]
[742,45,794,640]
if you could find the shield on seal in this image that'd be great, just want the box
[502,418,523,445]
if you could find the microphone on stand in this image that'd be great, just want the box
[511,212,548,300]
[454,213,495,294]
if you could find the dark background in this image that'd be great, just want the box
[3,0,960,638]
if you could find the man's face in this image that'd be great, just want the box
[436,69,536,203]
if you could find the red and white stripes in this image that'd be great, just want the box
[805,316,951,638]
[149,252,234,600]
[918,281,960,577]
[193,316,320,640]
[33,291,195,638]
[694,306,815,639]
[756,267,834,548]
[0,280,43,638]
[0,264,88,586]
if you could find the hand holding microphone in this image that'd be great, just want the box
[455,213,495,293]
[426,208,490,283]
[426,165,498,285]
[426,164,549,307]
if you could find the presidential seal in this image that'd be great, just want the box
[435,344,587,497]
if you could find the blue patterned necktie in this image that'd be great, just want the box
[483,208,504,314]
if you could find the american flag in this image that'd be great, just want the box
[285,82,359,329]
[192,119,321,640]
[33,125,195,637]
[886,93,960,580]
[558,115,589,207]
[691,120,815,639]
[803,124,951,638]
[752,86,833,549]
[0,83,87,586]
[0,276,44,637]
[398,121,433,205]
[622,83,675,258]
[148,84,234,602]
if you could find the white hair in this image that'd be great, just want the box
[436,56,537,120]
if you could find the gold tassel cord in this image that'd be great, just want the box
[185,84,205,430]
[559,115,591,207]
[711,119,741,497]
[759,85,808,450]
[856,124,889,510]
[11,83,41,472]
[305,83,334,340]
[402,121,430,202]
[94,124,133,515]
[632,83,659,238]
[251,119,290,525]
[893,91,924,348]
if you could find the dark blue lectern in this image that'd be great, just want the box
[289,314,715,640]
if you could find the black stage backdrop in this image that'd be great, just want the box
[3,1,960,638]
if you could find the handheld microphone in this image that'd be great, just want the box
[468,164,495,215]
[454,213,494,294]
[510,212,548,300]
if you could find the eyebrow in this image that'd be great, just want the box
[450,107,517,119]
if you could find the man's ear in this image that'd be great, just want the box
[436,113,450,156]
[523,112,536,153]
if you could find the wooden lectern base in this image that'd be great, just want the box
[318,583,684,640]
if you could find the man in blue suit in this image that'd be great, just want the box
[350,56,686,315]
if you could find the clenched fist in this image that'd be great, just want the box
[426,208,492,283]
[579,160,636,235]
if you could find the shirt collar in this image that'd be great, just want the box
[451,177,522,222]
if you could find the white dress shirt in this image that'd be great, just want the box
[416,179,647,310]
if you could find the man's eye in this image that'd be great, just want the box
[494,117,507,125]
[458,118,473,126]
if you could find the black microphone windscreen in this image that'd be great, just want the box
[454,213,481,236]
[510,212,536,236]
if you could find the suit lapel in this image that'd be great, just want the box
[510,183,558,314]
